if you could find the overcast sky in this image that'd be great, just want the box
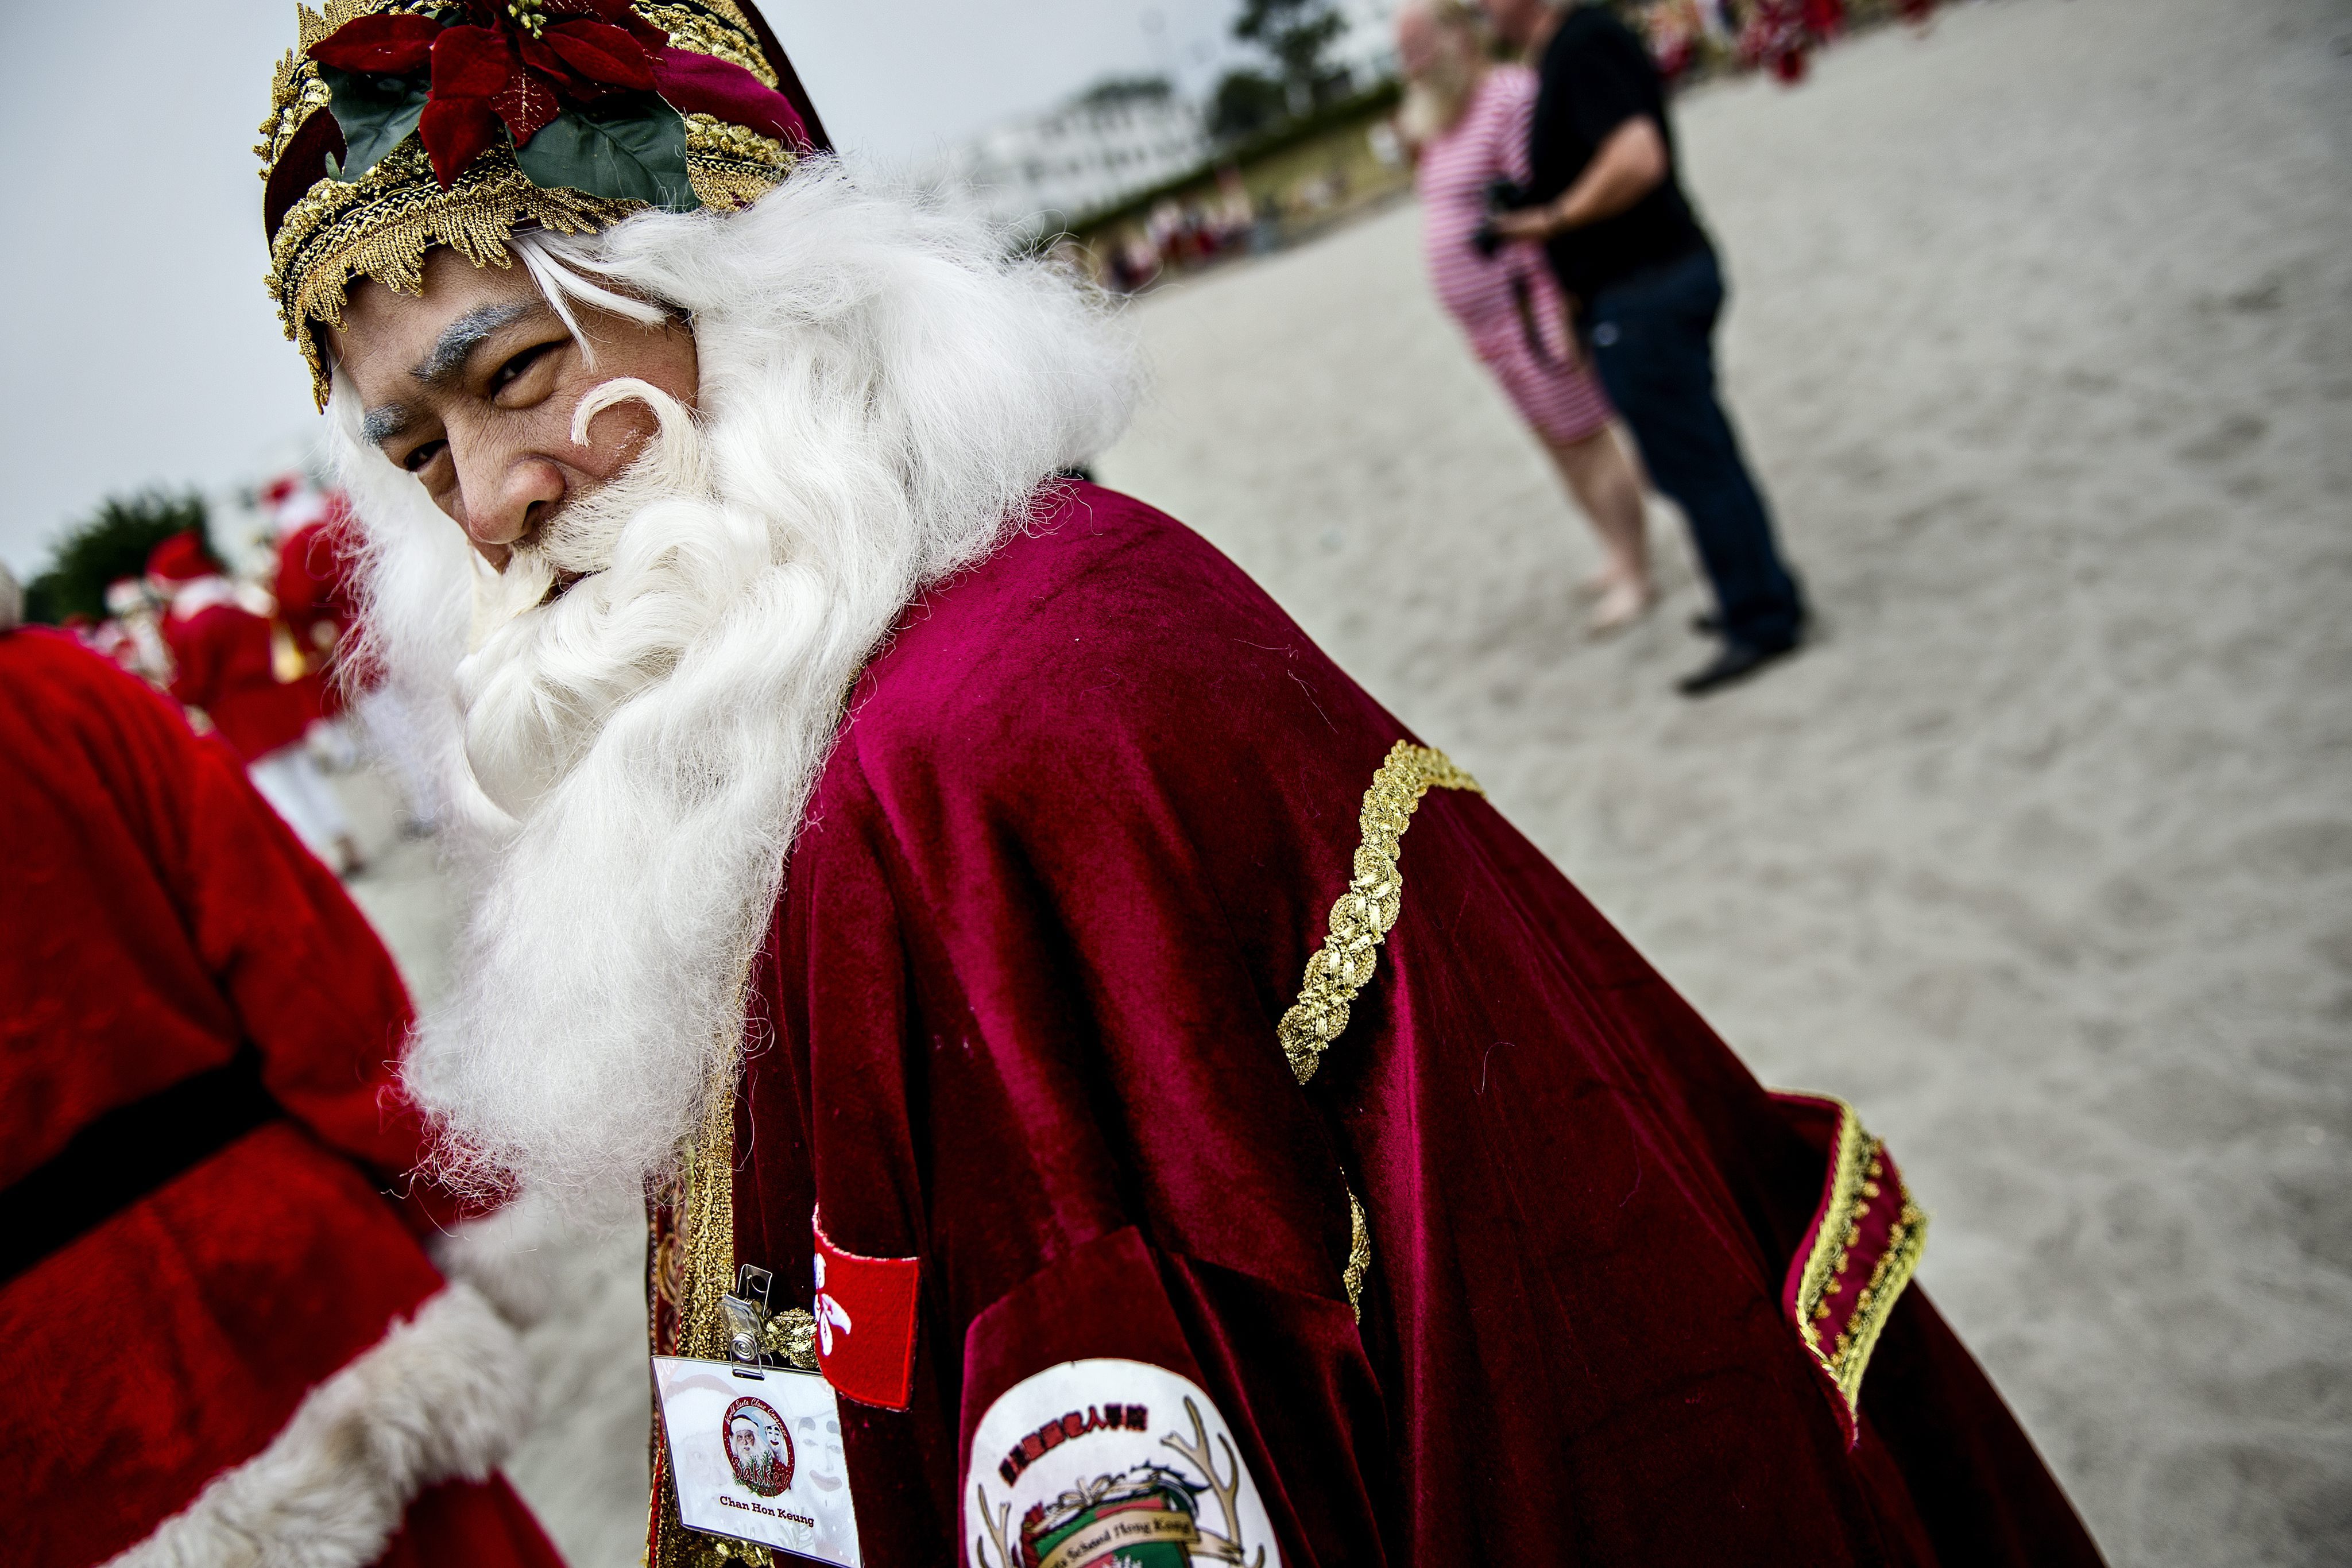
[0,0,1390,577]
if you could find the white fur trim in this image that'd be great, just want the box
[425,1191,570,1330]
[106,1283,537,1568]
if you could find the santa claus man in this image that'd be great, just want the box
[253,3,2105,1565]
[0,589,563,1565]
[146,529,365,875]
[265,471,358,714]
[269,475,443,835]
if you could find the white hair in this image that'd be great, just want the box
[1397,0,1490,146]
[327,161,1139,1212]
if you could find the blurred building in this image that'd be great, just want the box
[931,78,1208,234]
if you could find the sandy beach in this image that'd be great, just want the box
[343,1,2351,1561]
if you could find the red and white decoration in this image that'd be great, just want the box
[811,1209,922,1412]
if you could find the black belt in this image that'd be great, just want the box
[1,1050,282,1285]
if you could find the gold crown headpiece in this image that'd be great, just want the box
[258,0,827,408]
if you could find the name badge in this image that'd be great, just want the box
[652,1355,862,1565]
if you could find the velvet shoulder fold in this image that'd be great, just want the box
[740,487,2107,1567]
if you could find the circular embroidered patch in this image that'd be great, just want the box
[965,1359,1282,1568]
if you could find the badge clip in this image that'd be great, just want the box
[721,1264,775,1379]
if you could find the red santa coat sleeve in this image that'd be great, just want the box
[0,630,543,1568]
[737,487,2103,1568]
[1,628,442,1212]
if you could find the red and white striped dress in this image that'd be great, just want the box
[1417,65,1614,446]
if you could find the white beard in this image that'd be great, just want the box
[325,164,1138,1214]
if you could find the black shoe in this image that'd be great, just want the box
[1677,638,1797,696]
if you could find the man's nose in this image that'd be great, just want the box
[456,450,566,551]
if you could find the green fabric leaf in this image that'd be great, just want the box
[515,95,700,212]
[318,65,428,182]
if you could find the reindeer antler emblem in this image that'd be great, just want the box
[974,1483,1016,1568]
[1160,1397,1266,1567]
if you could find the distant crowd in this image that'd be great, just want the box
[1078,0,1945,298]
[1642,0,1944,84]
[56,476,436,877]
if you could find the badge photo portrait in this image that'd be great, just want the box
[651,1358,862,1565]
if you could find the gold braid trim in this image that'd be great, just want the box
[684,114,794,213]
[269,142,647,408]
[254,47,332,176]
[1790,1104,1930,1418]
[674,1077,743,1362]
[1792,1109,1868,1345]
[643,1,779,85]
[1283,742,1479,1325]
[648,1078,775,1567]
[1341,1186,1372,1322]
[1835,1198,1927,1407]
[1278,741,1481,1083]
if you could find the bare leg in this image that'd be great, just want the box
[1544,427,1655,633]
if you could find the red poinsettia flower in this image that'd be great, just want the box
[309,12,438,73]
[311,0,671,188]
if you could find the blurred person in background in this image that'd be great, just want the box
[265,471,357,704]
[1398,0,1655,636]
[252,2,2100,1563]
[1639,0,1709,82]
[1487,0,1810,694]
[269,471,364,770]
[92,574,172,687]
[0,577,561,1568]
[271,476,441,835]
[1743,0,1826,81]
[146,529,365,875]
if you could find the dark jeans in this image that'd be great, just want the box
[1584,246,1805,650]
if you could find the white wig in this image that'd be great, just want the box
[326,161,1139,1210]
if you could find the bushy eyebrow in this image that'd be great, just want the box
[361,404,413,446]
[412,300,541,387]
[362,299,552,451]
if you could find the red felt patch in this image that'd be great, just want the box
[811,1207,920,1411]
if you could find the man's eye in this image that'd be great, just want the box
[401,439,447,474]
[492,341,558,393]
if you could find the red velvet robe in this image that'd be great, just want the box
[0,629,562,1568]
[728,485,2103,1566]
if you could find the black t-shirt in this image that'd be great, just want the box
[1526,4,1709,301]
